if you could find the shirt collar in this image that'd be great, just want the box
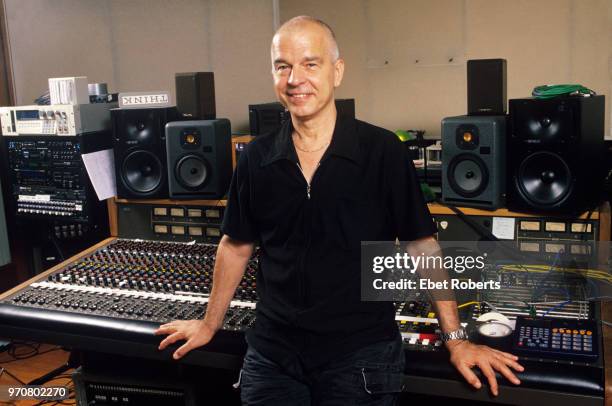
[261,113,361,167]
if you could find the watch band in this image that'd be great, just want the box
[441,327,469,342]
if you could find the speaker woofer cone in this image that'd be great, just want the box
[176,155,208,189]
[517,151,571,206]
[122,150,163,194]
[447,154,489,198]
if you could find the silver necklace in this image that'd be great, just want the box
[293,133,331,153]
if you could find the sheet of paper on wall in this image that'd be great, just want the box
[492,217,515,240]
[81,149,116,200]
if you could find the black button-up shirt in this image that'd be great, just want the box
[222,114,437,371]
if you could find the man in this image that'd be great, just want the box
[156,16,523,405]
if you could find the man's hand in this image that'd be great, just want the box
[155,319,217,360]
[447,340,524,396]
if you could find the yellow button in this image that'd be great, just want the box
[580,330,585,335]
[559,328,565,334]
[552,328,558,333]
[587,331,592,336]
[427,312,435,318]
[573,330,578,334]
[400,320,406,324]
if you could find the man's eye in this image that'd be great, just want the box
[306,63,317,68]
[276,65,289,71]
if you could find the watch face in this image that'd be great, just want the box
[477,322,513,338]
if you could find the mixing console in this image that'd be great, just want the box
[0,238,605,403]
[0,238,598,356]
[0,239,258,333]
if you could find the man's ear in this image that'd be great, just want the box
[334,58,345,88]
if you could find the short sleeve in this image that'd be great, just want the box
[221,150,257,242]
[385,135,438,241]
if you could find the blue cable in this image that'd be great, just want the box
[542,300,571,317]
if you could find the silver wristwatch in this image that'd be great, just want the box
[440,327,469,342]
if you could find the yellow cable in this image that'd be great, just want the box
[457,301,479,309]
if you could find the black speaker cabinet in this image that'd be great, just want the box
[166,119,232,199]
[175,72,216,120]
[248,102,287,136]
[441,115,507,209]
[248,99,355,136]
[507,96,605,214]
[112,107,179,199]
[467,59,507,115]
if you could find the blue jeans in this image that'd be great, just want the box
[238,334,405,406]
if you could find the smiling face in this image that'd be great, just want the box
[271,21,344,121]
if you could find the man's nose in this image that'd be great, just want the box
[288,66,305,86]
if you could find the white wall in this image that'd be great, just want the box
[5,0,277,132]
[5,0,115,105]
[107,0,212,101]
[4,0,611,136]
[206,0,277,131]
[280,0,612,138]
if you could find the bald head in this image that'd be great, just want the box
[272,16,340,62]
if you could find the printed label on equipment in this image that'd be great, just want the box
[18,194,51,202]
[119,92,171,108]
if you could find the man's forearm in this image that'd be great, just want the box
[431,300,461,333]
[407,237,462,334]
[203,235,255,331]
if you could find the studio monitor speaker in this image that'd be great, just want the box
[175,72,216,120]
[112,107,180,199]
[467,59,507,115]
[442,115,507,209]
[166,119,232,199]
[507,96,605,214]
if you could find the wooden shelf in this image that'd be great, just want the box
[114,198,227,206]
[427,202,601,220]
